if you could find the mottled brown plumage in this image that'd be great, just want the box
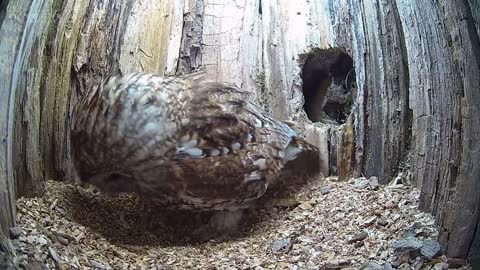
[70,72,319,211]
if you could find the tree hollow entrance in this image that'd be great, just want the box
[300,48,355,124]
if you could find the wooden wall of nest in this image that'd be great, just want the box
[0,0,479,264]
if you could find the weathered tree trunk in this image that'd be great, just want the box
[0,0,479,264]
[397,1,480,261]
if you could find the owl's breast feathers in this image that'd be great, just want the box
[70,72,319,210]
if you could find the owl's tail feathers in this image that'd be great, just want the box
[182,70,224,86]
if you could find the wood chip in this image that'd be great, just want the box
[11,175,465,269]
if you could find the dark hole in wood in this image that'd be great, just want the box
[300,47,355,124]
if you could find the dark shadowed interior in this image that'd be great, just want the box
[300,48,356,124]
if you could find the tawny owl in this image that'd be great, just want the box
[70,72,319,213]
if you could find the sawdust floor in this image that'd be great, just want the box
[12,175,469,269]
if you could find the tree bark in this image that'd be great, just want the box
[0,0,29,257]
[0,0,478,263]
[396,1,480,261]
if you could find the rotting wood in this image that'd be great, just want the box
[41,0,90,183]
[397,0,480,260]
[305,125,329,177]
[353,0,411,184]
[177,0,205,74]
[467,0,480,39]
[0,0,479,263]
[337,116,354,182]
[0,0,30,249]
[0,0,8,26]
[12,0,64,198]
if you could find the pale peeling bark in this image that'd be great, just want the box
[0,0,479,262]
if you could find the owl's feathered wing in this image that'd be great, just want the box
[70,72,319,210]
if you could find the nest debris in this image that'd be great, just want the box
[6,176,472,269]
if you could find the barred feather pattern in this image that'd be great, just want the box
[70,72,319,211]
